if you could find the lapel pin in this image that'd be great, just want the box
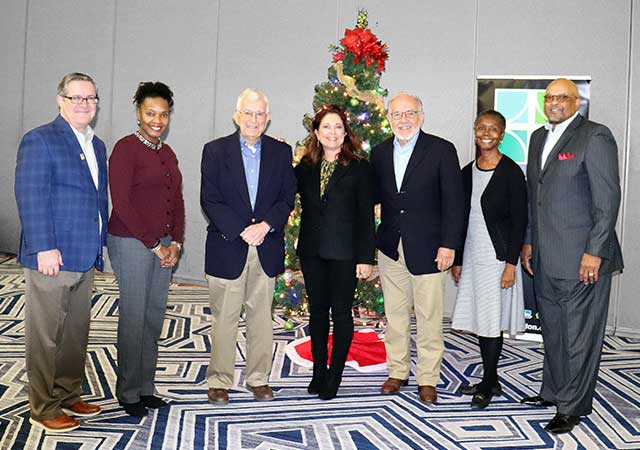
[80,153,86,161]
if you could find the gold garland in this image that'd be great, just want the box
[334,61,386,112]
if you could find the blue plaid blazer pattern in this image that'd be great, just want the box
[15,115,108,272]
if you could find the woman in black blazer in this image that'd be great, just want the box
[451,110,528,409]
[295,105,375,400]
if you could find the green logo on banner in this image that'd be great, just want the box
[494,89,547,164]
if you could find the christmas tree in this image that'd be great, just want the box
[274,10,392,327]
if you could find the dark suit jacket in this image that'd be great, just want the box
[370,130,465,275]
[526,114,623,278]
[455,156,527,266]
[15,115,108,272]
[295,158,375,264]
[200,131,296,279]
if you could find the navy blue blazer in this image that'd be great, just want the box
[200,131,296,279]
[370,130,465,275]
[15,115,108,272]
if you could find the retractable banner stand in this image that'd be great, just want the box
[476,76,591,341]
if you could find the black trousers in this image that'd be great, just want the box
[301,256,357,375]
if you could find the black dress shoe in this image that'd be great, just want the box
[544,413,580,434]
[470,392,492,409]
[520,395,555,407]
[119,401,148,417]
[140,395,168,409]
[457,383,503,396]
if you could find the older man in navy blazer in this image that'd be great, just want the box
[15,73,108,432]
[201,88,296,404]
[371,93,465,404]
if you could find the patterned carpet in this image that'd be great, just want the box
[0,256,638,450]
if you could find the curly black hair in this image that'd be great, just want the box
[133,81,174,108]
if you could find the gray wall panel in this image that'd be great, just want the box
[0,1,28,253]
[110,0,219,280]
[617,1,639,336]
[477,0,630,145]
[214,0,338,144]
[339,1,478,162]
[22,0,116,133]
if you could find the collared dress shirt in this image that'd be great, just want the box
[541,110,580,169]
[240,135,262,210]
[70,124,102,234]
[393,132,420,191]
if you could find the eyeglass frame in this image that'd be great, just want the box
[543,94,577,103]
[61,95,100,105]
[388,110,422,120]
[237,109,268,120]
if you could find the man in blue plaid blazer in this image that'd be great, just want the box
[14,73,108,433]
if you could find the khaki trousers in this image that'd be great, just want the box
[206,246,275,389]
[24,268,94,420]
[378,241,447,386]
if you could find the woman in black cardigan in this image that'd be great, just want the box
[295,105,375,400]
[451,110,527,409]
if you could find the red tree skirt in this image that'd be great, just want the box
[285,329,387,373]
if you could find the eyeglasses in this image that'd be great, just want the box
[238,110,267,120]
[62,95,99,105]
[543,94,576,103]
[389,110,421,120]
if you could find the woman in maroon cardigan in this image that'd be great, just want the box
[107,82,185,417]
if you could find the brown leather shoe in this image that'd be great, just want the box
[380,377,409,394]
[418,385,437,404]
[207,388,229,404]
[248,384,275,401]
[29,414,79,432]
[61,401,101,418]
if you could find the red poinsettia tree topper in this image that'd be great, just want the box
[333,27,389,74]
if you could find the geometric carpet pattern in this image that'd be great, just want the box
[0,256,639,449]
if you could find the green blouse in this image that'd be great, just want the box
[320,159,337,197]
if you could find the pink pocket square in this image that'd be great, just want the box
[558,152,575,161]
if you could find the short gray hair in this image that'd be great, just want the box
[388,92,423,112]
[57,72,96,96]
[235,88,270,113]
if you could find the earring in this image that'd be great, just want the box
[137,119,141,126]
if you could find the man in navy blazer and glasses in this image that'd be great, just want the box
[15,72,108,432]
[200,88,296,404]
[371,93,465,404]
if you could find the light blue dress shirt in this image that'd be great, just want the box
[393,132,420,191]
[240,135,261,209]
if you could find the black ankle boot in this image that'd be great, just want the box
[308,364,327,395]
[319,371,342,400]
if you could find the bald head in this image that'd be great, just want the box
[544,78,581,126]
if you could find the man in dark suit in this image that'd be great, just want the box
[200,88,296,404]
[15,72,108,432]
[521,78,623,434]
[370,93,465,404]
